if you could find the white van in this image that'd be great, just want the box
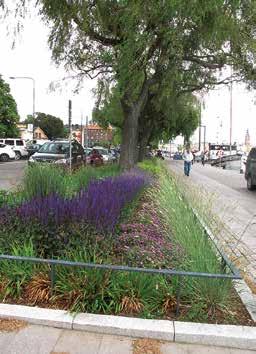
[0,138,28,160]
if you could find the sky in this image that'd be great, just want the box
[0,12,256,145]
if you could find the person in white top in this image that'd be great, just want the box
[183,147,193,176]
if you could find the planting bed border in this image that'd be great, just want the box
[0,304,255,350]
[193,208,256,322]
[0,244,241,317]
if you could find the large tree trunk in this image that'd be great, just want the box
[138,127,152,162]
[119,78,152,169]
[119,105,140,169]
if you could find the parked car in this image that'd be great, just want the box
[84,147,92,156]
[92,146,114,163]
[0,143,16,162]
[86,149,104,166]
[0,138,28,160]
[155,150,164,159]
[28,140,85,169]
[26,143,42,157]
[173,152,183,160]
[109,148,120,162]
[26,140,50,157]
[245,147,256,190]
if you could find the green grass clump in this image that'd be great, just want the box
[137,158,162,176]
[22,164,67,199]
[21,163,121,199]
[72,164,121,194]
[152,166,232,310]
[0,240,36,300]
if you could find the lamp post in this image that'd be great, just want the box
[200,125,206,152]
[229,68,233,155]
[9,76,36,138]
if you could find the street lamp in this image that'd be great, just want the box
[200,125,206,152]
[9,76,36,138]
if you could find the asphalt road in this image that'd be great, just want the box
[169,160,256,214]
[0,160,27,190]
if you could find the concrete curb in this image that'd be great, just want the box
[0,304,255,350]
[0,304,73,329]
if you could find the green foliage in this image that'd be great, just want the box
[24,112,65,139]
[22,164,67,199]
[3,1,256,168]
[137,159,162,176]
[152,164,232,307]
[0,75,19,138]
[0,240,36,300]
[21,163,121,200]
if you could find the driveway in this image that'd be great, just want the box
[0,160,27,190]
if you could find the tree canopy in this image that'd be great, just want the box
[0,75,19,138]
[24,112,65,140]
[3,1,256,167]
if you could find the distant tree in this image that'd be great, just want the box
[24,112,65,140]
[0,75,19,138]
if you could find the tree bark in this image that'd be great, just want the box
[119,105,140,169]
[138,127,152,162]
[119,78,152,169]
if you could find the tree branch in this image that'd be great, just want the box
[183,55,225,69]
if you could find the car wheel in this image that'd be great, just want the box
[247,176,255,191]
[15,151,21,160]
[0,153,9,162]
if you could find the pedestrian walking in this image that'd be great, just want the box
[201,151,205,166]
[183,146,193,176]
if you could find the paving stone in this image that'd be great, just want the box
[0,331,16,353]
[53,330,103,354]
[3,324,62,354]
[98,334,133,354]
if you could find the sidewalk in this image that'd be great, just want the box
[167,161,256,287]
[0,322,254,354]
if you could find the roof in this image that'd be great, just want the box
[86,124,112,130]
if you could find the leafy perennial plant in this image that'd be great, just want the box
[17,171,147,232]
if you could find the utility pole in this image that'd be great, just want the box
[68,100,72,171]
[80,113,83,146]
[85,115,89,165]
[10,76,35,139]
[198,100,202,151]
[229,66,233,155]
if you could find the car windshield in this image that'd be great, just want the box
[30,144,40,149]
[96,149,108,155]
[38,142,69,154]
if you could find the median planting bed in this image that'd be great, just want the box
[0,162,254,325]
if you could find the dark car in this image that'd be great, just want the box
[173,152,183,160]
[245,147,256,190]
[28,140,85,169]
[86,149,104,166]
[26,143,42,157]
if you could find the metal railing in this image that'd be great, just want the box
[0,249,241,316]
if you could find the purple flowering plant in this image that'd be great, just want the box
[2,171,148,234]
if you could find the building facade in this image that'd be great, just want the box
[17,124,48,141]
